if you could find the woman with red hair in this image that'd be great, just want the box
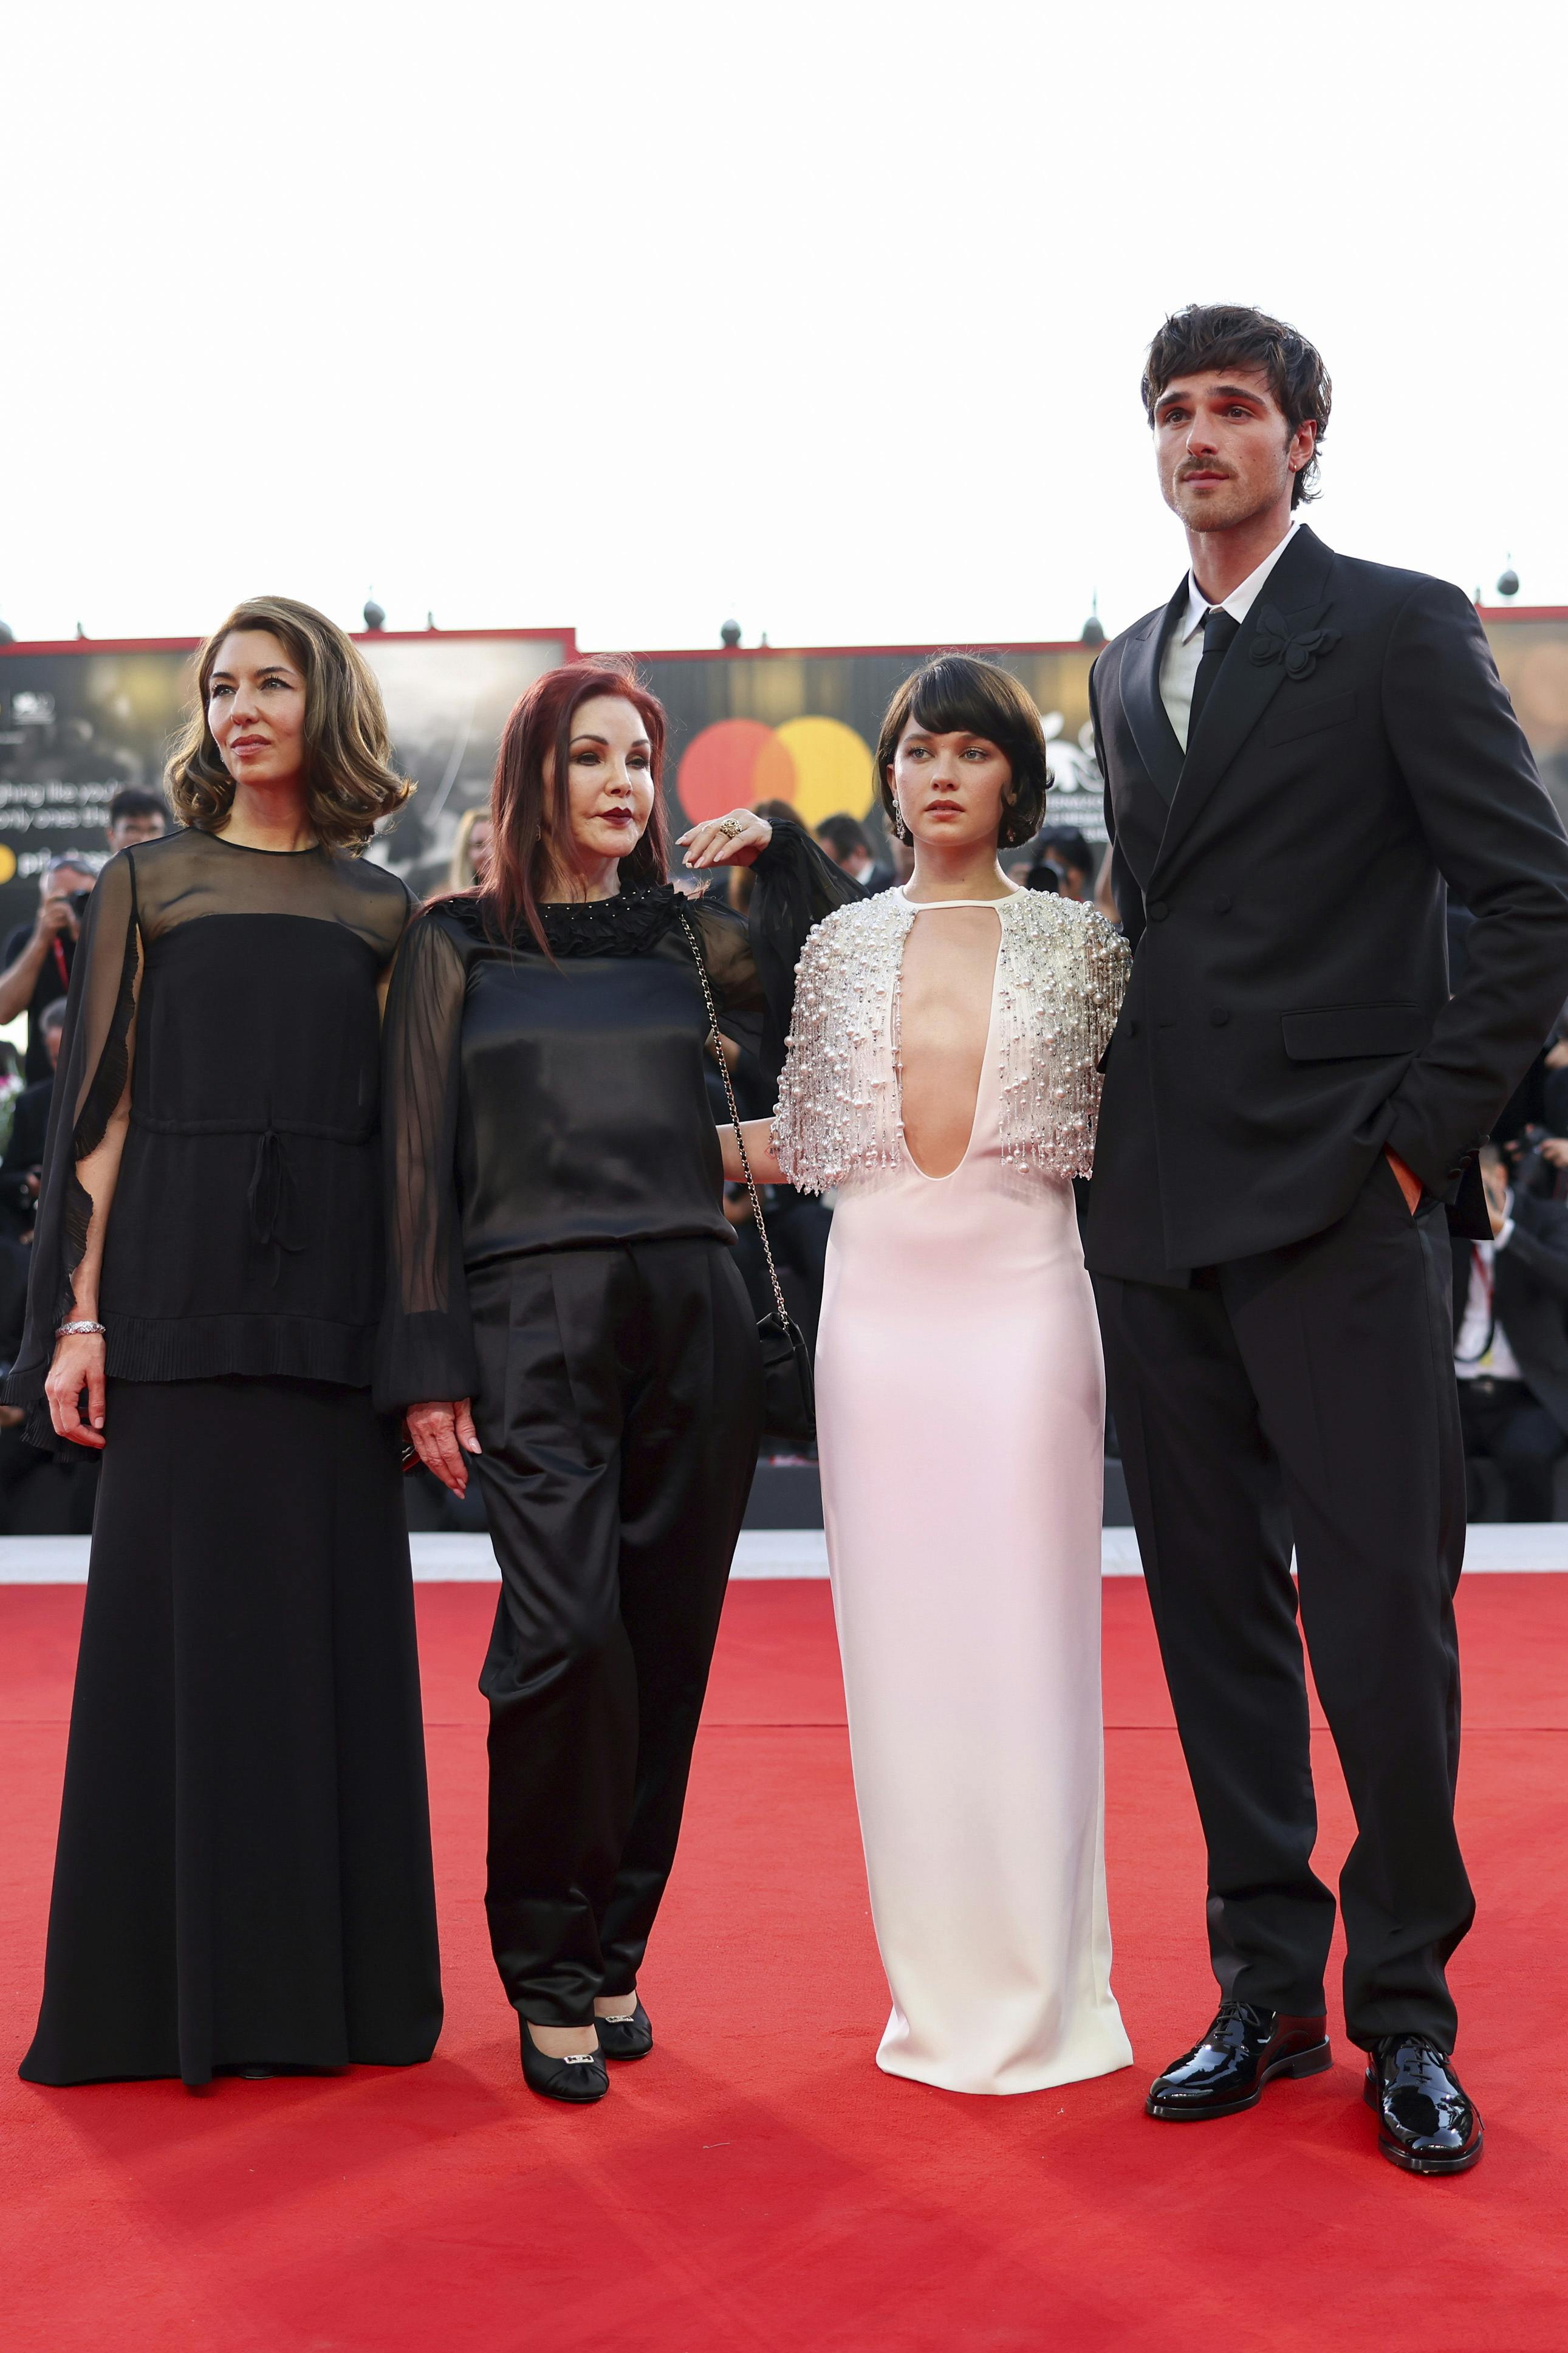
[377,660,852,2102]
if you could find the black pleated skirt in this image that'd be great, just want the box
[19,1378,442,2087]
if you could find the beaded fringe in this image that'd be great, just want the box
[771,891,1129,1194]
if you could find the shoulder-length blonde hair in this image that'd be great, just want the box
[166,595,414,853]
[447,804,493,891]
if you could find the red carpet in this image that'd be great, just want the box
[2,1573,1566,2351]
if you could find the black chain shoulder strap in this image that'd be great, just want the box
[676,906,793,1331]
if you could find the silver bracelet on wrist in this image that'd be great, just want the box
[56,1321,106,1338]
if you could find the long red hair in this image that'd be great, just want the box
[465,658,669,953]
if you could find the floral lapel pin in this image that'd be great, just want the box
[1250,603,1341,680]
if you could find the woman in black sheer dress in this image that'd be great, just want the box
[9,597,442,2087]
[379,660,852,2102]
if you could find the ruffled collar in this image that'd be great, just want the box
[443,882,685,957]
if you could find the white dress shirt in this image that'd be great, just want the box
[1159,515,1300,752]
[1454,1213,1523,1383]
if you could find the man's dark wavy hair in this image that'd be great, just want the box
[1141,304,1332,509]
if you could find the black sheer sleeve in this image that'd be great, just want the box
[3,851,141,1438]
[374,910,478,1412]
[693,820,861,1084]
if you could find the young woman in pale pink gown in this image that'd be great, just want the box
[725,654,1134,2095]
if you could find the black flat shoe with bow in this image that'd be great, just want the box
[1364,2036,1482,2174]
[1146,2001,1331,2120]
[519,2019,609,2104]
[595,2000,654,2061]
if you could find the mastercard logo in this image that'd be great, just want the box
[677,716,877,828]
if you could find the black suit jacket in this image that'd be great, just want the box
[1083,526,1568,1282]
[1453,1188,1568,1436]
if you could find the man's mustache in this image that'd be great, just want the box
[1177,461,1236,483]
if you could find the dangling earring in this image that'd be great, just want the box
[890,802,912,844]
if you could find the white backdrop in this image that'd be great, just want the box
[5,1,1564,653]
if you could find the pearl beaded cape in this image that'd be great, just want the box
[770,888,1130,1194]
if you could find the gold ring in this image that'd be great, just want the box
[716,816,744,840]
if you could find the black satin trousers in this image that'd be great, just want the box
[467,1239,762,2025]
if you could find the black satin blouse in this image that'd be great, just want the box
[374,824,855,1410]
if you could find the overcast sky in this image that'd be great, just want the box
[6,2,1564,654]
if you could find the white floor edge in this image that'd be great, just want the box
[3,1524,1568,1583]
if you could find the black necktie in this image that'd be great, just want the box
[1186,606,1241,746]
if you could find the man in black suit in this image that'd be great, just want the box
[1085,302,1568,2176]
[1454,1144,1568,1517]
[813,814,895,896]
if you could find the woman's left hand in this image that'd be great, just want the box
[405,1397,481,1496]
[677,809,773,870]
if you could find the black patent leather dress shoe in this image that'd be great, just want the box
[519,2019,609,2104]
[595,2000,654,2061]
[1364,2036,1482,2174]
[1146,2001,1331,2120]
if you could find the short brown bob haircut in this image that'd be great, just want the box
[1141,303,1332,509]
[875,654,1052,851]
[166,595,413,852]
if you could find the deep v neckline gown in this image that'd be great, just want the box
[813,893,1132,2094]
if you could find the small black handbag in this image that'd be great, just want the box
[678,908,817,1443]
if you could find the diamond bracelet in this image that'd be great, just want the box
[55,1321,106,1338]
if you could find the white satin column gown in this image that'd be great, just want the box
[814,892,1133,2094]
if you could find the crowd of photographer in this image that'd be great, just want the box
[1452,1103,1568,1522]
[8,783,1568,1533]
